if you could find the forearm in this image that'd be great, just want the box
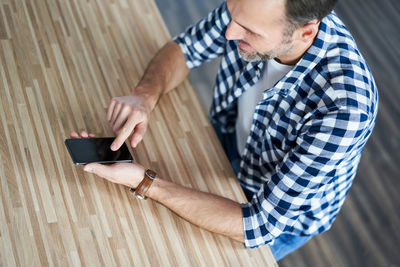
[147,177,245,243]
[133,41,190,110]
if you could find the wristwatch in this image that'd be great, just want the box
[130,169,157,200]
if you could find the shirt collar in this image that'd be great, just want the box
[251,13,336,95]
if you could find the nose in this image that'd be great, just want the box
[225,21,246,40]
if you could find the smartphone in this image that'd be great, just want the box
[65,138,133,165]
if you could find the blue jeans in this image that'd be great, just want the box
[212,122,313,261]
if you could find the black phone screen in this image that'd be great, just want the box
[65,138,133,165]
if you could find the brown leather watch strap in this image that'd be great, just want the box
[130,169,156,200]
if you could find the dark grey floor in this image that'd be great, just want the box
[154,0,400,266]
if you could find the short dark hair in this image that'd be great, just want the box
[285,0,339,28]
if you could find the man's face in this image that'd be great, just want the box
[225,0,295,62]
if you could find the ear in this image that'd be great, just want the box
[296,20,320,43]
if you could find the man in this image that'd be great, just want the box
[72,0,378,261]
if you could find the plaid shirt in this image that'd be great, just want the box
[174,2,378,248]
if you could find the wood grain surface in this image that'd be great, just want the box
[0,0,276,266]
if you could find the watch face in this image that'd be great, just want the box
[146,169,157,180]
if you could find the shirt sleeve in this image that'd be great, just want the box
[172,1,231,69]
[241,108,370,248]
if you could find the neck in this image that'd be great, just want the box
[276,23,320,66]
[275,39,312,65]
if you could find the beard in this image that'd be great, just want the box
[237,31,295,62]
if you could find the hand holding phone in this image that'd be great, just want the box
[66,131,145,189]
[65,137,133,165]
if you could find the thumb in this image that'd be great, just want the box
[84,163,111,177]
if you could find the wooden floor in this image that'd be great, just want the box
[154,0,400,266]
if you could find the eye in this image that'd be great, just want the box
[247,30,260,38]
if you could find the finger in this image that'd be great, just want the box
[84,163,122,185]
[84,163,113,180]
[80,131,89,138]
[113,117,128,133]
[130,121,148,147]
[106,99,117,121]
[113,106,131,132]
[89,133,96,138]
[110,103,122,126]
[70,131,80,138]
[111,115,139,151]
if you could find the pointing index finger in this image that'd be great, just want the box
[111,116,139,151]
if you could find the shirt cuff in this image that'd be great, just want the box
[241,202,274,248]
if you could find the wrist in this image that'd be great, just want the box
[145,176,167,201]
[131,85,161,111]
[131,169,157,200]
[133,166,146,188]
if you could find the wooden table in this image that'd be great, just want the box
[0,0,276,266]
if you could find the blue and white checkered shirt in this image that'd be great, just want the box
[174,2,378,248]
